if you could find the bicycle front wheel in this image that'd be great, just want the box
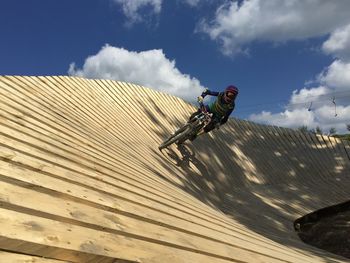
[159,124,192,150]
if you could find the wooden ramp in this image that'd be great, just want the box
[0,76,349,263]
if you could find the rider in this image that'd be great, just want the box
[188,85,239,141]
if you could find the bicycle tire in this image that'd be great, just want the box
[159,124,192,150]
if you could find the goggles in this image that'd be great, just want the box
[225,91,236,101]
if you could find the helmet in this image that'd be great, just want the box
[224,85,238,103]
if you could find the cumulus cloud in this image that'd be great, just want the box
[68,45,205,102]
[249,61,350,134]
[113,0,162,24]
[290,86,330,106]
[250,105,350,134]
[318,60,350,91]
[322,24,350,60]
[314,105,350,133]
[250,109,316,129]
[199,0,350,55]
[239,1,350,134]
[316,105,348,122]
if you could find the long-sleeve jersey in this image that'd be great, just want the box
[201,89,235,124]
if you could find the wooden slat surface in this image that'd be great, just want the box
[0,76,349,263]
[0,251,69,263]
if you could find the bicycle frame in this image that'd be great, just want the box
[190,106,213,135]
[158,103,214,150]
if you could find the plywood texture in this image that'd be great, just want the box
[0,76,349,263]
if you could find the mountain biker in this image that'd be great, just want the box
[188,85,239,141]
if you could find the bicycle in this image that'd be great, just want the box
[158,102,213,150]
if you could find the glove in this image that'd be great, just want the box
[197,96,204,103]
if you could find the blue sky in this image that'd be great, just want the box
[1,0,350,133]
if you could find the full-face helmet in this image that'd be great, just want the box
[223,85,239,103]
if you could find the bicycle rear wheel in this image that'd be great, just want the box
[159,124,192,150]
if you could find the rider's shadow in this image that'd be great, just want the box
[162,140,211,175]
[173,143,221,206]
[161,144,189,166]
[161,143,196,167]
[176,144,195,166]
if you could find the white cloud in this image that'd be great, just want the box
[243,1,350,134]
[318,60,350,91]
[314,105,350,133]
[249,58,350,133]
[113,0,162,24]
[199,0,350,55]
[290,86,330,106]
[322,24,350,60]
[249,103,350,134]
[249,109,316,130]
[182,0,201,7]
[68,45,205,102]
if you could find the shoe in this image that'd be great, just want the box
[189,134,197,141]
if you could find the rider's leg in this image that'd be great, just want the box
[203,120,217,133]
[189,120,215,141]
[189,124,212,141]
[189,108,215,141]
[188,109,201,122]
[189,133,198,141]
[188,105,210,122]
[172,110,199,135]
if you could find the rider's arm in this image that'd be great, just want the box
[202,89,219,98]
[198,89,219,106]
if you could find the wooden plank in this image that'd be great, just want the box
[0,251,69,263]
[292,131,330,180]
[0,76,349,263]
[243,121,274,184]
[0,125,249,243]
[307,133,335,178]
[269,125,305,182]
[0,178,310,263]
[0,208,236,263]
[0,76,240,231]
[303,132,333,178]
[0,151,306,258]
[340,139,350,161]
[328,136,350,170]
